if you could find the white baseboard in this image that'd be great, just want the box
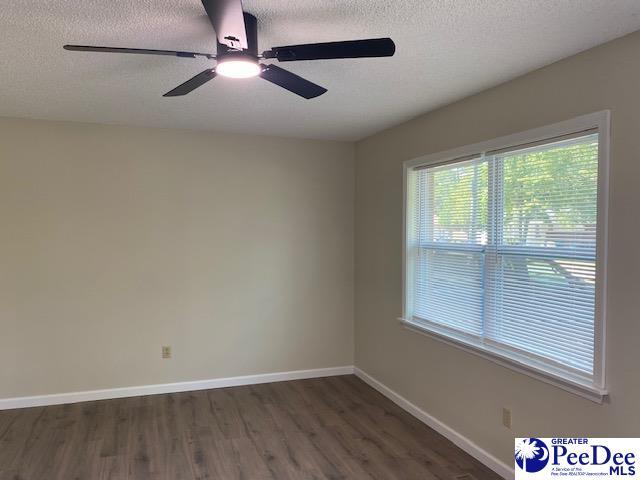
[0,365,355,411]
[354,367,514,480]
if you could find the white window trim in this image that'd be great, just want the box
[401,111,610,403]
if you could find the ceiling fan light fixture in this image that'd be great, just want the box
[216,58,261,78]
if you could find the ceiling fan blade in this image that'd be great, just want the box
[260,65,327,99]
[263,38,395,62]
[64,44,215,59]
[163,69,217,97]
[201,0,248,50]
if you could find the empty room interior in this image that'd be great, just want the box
[2,1,640,479]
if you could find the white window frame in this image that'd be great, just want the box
[400,111,609,403]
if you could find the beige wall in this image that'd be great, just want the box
[355,30,640,466]
[0,118,354,398]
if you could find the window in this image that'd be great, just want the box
[403,112,608,401]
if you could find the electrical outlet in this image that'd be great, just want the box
[162,346,171,359]
[502,408,512,429]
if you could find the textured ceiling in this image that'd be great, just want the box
[2,1,640,141]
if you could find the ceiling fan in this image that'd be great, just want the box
[63,0,396,99]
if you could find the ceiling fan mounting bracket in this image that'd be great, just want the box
[217,12,258,58]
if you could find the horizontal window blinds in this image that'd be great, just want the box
[411,158,487,335]
[408,133,599,377]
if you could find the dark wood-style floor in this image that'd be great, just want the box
[0,375,501,480]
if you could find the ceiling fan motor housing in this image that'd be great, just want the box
[217,12,258,64]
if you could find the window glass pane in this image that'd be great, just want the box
[485,255,595,373]
[414,249,484,335]
[411,158,488,335]
[498,134,598,257]
[486,133,598,374]
[415,159,488,246]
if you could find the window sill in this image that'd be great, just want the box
[397,317,608,403]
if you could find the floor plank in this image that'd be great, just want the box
[0,375,502,480]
